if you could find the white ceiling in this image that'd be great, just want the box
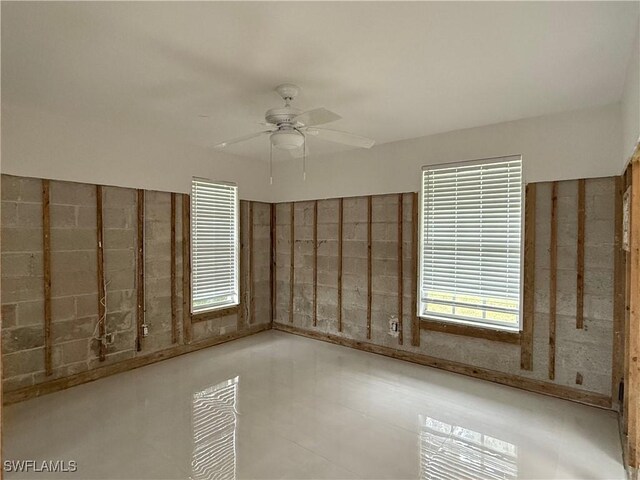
[2,1,639,161]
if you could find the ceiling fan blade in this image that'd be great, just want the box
[294,108,342,127]
[214,130,273,148]
[305,128,375,149]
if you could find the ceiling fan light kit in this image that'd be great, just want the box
[214,84,375,182]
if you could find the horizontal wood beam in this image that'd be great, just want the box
[274,323,611,410]
[4,324,271,405]
[420,319,521,344]
[191,306,240,323]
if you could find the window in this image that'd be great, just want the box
[419,156,522,331]
[191,178,239,313]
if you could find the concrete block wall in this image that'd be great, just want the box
[273,177,617,397]
[142,190,174,352]
[1,175,271,393]
[100,186,136,366]
[2,176,46,390]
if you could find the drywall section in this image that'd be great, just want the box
[622,16,640,167]
[273,177,616,401]
[1,174,271,394]
[270,103,622,202]
[1,103,273,202]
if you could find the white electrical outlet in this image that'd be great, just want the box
[142,324,149,337]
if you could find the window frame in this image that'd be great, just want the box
[190,177,240,316]
[417,155,525,333]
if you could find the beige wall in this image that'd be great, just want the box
[1,104,273,202]
[2,102,624,204]
[622,17,640,167]
[271,103,621,202]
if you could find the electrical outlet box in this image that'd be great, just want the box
[142,324,149,337]
[388,317,399,337]
[105,333,114,345]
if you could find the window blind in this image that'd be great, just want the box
[191,178,239,313]
[419,156,522,330]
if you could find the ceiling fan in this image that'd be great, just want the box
[214,84,375,182]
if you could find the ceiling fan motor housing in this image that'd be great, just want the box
[265,107,302,126]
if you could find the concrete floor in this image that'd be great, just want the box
[3,330,626,479]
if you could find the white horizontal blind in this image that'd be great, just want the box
[420,156,522,330]
[191,178,239,313]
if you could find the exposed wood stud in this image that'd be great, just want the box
[613,176,625,405]
[170,193,178,344]
[421,319,521,344]
[367,195,373,340]
[549,182,558,381]
[249,202,255,324]
[576,179,586,329]
[238,202,245,328]
[521,183,536,370]
[289,202,295,324]
[136,189,145,352]
[96,185,107,360]
[338,198,344,332]
[42,179,53,376]
[313,200,318,327]
[625,204,632,434]
[411,192,420,347]
[271,204,276,323]
[397,193,404,345]
[627,161,640,467]
[182,194,192,344]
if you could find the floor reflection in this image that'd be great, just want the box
[191,376,239,480]
[419,415,518,480]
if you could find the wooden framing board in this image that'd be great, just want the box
[367,195,373,340]
[136,189,145,352]
[289,203,295,324]
[182,194,192,344]
[274,323,612,409]
[549,182,558,380]
[42,179,52,376]
[421,319,521,344]
[238,201,245,328]
[627,161,640,467]
[338,198,344,332]
[249,201,255,324]
[96,185,107,360]
[576,178,586,329]
[313,200,318,327]
[625,165,632,435]
[271,204,276,323]
[4,323,271,405]
[397,193,404,345]
[521,183,536,370]
[192,306,240,323]
[170,193,178,344]
[613,176,625,403]
[411,192,420,347]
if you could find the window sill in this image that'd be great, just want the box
[192,304,239,323]
[419,317,521,344]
